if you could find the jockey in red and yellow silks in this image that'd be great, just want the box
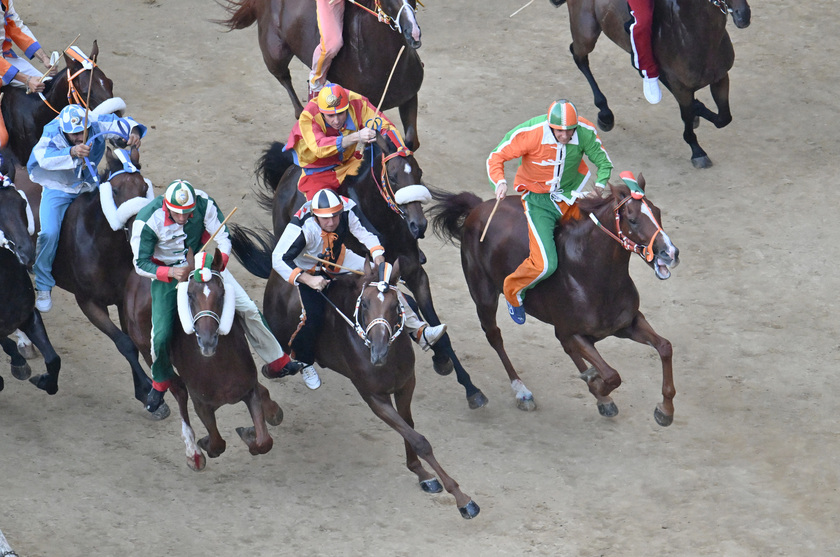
[628,0,661,104]
[309,0,345,99]
[487,100,613,324]
[284,83,408,200]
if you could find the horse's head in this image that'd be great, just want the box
[608,174,679,280]
[378,0,422,49]
[374,131,430,239]
[725,0,751,29]
[356,258,406,366]
[178,249,236,357]
[60,41,116,112]
[99,147,154,231]
[0,178,36,268]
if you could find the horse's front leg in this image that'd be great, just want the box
[170,377,206,471]
[236,386,274,456]
[193,400,227,459]
[13,329,39,360]
[362,389,479,519]
[692,74,732,130]
[398,94,419,151]
[563,333,622,417]
[615,312,675,426]
[21,311,61,395]
[257,382,283,426]
[668,83,712,168]
[1,336,31,381]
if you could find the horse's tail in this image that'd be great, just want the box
[255,141,295,212]
[216,0,260,30]
[229,223,275,279]
[429,189,483,247]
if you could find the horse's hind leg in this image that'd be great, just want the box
[236,387,274,456]
[615,312,675,426]
[170,377,206,471]
[21,312,61,395]
[398,94,420,151]
[567,8,614,131]
[562,333,622,417]
[13,329,39,360]
[1,336,31,381]
[193,401,227,458]
[259,27,304,117]
[364,388,479,519]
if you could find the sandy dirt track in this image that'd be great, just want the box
[1,0,838,555]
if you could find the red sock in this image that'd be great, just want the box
[266,354,291,373]
[152,380,171,392]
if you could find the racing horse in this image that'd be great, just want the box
[123,249,284,470]
[238,242,479,517]
[235,133,488,410]
[26,144,168,418]
[0,41,118,165]
[0,177,61,394]
[554,0,751,168]
[220,0,424,149]
[431,176,680,425]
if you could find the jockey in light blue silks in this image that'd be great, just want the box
[27,100,144,312]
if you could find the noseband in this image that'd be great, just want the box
[319,279,406,348]
[589,194,664,263]
[709,0,735,14]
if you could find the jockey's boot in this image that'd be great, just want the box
[261,357,306,380]
[145,386,166,413]
[301,365,321,390]
[416,324,447,351]
[643,76,662,104]
[506,300,526,325]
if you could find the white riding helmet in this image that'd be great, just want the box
[58,104,91,134]
[311,189,343,217]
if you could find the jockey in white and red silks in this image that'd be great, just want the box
[627,0,661,105]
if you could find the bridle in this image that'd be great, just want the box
[588,193,664,263]
[39,60,101,115]
[189,271,225,329]
[348,0,419,35]
[319,280,406,348]
[365,120,415,219]
[708,0,735,15]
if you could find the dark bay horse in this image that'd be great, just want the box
[431,178,680,425]
[0,180,61,394]
[123,249,283,469]
[0,41,117,165]
[237,134,488,409]
[27,145,169,418]
[220,0,424,149]
[240,246,479,517]
[556,0,751,168]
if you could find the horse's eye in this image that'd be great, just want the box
[628,218,638,226]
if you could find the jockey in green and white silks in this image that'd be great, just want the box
[130,180,301,412]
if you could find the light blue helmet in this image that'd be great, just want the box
[58,104,90,134]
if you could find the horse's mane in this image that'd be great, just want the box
[573,183,632,217]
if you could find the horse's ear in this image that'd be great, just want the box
[130,146,141,168]
[363,255,373,277]
[90,41,99,60]
[390,258,401,286]
[186,247,196,271]
[63,50,80,71]
[104,146,118,170]
[637,172,646,192]
[211,248,224,271]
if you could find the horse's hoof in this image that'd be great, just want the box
[17,342,39,360]
[459,500,480,519]
[691,156,713,169]
[199,435,226,458]
[145,401,170,421]
[432,354,454,376]
[597,401,619,418]
[11,362,31,380]
[29,373,58,395]
[419,478,443,493]
[654,406,674,427]
[187,452,206,472]
[597,113,615,132]
[236,426,257,446]
[578,367,598,383]
[467,390,489,410]
[266,406,284,426]
[516,395,536,412]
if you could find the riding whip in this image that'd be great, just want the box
[198,207,238,254]
[303,253,364,275]
[81,54,97,143]
[28,33,80,93]
[480,197,502,242]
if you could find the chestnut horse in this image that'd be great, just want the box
[0,179,61,394]
[220,0,424,149]
[555,0,751,168]
[431,178,680,425]
[123,249,283,470]
[236,133,488,409]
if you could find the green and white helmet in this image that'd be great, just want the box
[164,180,196,214]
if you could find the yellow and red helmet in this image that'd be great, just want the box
[317,84,350,115]
[547,99,578,130]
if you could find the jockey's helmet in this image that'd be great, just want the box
[317,84,350,115]
[58,104,91,134]
[311,189,343,217]
[547,99,578,130]
[164,180,197,214]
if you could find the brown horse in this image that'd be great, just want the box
[431,178,680,425]
[25,145,168,418]
[556,0,751,168]
[220,0,424,149]
[0,179,61,394]
[233,133,488,409]
[245,249,478,517]
[0,41,117,165]
[124,249,283,469]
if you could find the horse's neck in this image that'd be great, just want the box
[564,205,632,279]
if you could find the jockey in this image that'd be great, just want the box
[628,0,661,104]
[285,83,408,200]
[130,180,307,413]
[487,99,613,324]
[308,0,345,100]
[272,188,447,388]
[28,103,146,313]
[1,0,57,93]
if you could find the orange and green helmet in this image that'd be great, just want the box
[317,84,350,115]
[547,99,578,130]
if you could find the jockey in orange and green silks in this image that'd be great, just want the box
[487,99,613,324]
